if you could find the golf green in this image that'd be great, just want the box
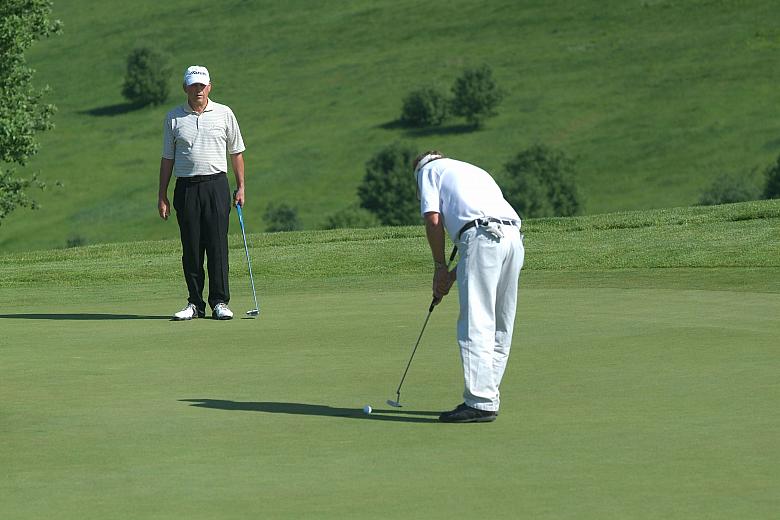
[2,268,777,519]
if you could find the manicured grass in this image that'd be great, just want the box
[1,203,778,518]
[3,1,780,250]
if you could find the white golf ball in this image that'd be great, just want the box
[363,404,372,415]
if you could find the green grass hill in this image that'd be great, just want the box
[2,0,780,251]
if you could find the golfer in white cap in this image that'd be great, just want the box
[414,151,525,423]
[158,66,246,321]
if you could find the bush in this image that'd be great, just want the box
[698,173,762,206]
[357,143,419,226]
[322,204,380,229]
[121,47,171,106]
[400,86,450,127]
[451,65,504,128]
[764,155,780,199]
[263,202,301,232]
[499,144,582,218]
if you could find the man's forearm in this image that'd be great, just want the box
[231,153,245,189]
[424,212,446,265]
[159,158,174,196]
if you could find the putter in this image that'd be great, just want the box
[235,203,260,317]
[387,245,458,408]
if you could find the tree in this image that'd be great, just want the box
[400,86,450,128]
[264,202,301,232]
[0,0,61,224]
[764,155,780,199]
[451,65,504,128]
[698,173,761,206]
[121,47,171,106]
[357,143,419,226]
[499,144,582,218]
[321,204,380,229]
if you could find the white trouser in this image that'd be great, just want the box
[455,223,524,411]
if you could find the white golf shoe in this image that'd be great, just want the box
[212,303,234,320]
[173,303,205,321]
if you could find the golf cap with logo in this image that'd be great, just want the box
[184,65,210,86]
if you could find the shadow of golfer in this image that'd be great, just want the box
[0,313,170,320]
[180,399,441,423]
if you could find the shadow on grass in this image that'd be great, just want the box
[81,103,137,117]
[377,119,476,137]
[181,398,440,423]
[0,313,170,320]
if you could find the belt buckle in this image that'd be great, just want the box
[477,218,489,227]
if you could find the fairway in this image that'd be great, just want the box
[2,202,779,518]
[2,271,778,519]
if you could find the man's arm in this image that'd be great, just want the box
[231,152,245,206]
[158,158,174,220]
[424,212,456,304]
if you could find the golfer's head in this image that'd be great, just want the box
[413,150,444,200]
[183,65,211,96]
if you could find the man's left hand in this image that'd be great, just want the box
[234,187,245,207]
[432,267,456,304]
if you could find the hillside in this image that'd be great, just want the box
[2,0,780,251]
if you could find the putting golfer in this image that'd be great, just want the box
[158,65,246,321]
[414,151,524,423]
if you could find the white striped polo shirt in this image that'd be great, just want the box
[162,99,246,177]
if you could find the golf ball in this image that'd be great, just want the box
[363,404,372,415]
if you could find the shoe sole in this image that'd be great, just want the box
[212,315,233,320]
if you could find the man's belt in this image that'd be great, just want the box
[457,218,518,239]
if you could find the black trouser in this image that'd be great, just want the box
[173,173,231,311]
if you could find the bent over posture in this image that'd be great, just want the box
[414,151,525,423]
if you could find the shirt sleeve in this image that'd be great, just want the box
[161,114,175,160]
[418,167,441,216]
[225,108,246,155]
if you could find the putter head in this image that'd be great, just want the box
[386,399,402,408]
[246,309,259,317]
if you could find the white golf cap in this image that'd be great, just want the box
[184,65,210,86]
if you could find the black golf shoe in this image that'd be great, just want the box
[439,403,497,423]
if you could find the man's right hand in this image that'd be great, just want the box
[158,195,170,220]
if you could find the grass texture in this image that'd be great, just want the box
[1,202,779,518]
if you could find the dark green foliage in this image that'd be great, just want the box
[698,173,762,206]
[264,202,301,232]
[321,204,380,229]
[500,144,582,218]
[121,47,171,106]
[400,86,450,127]
[764,155,780,199]
[450,65,504,128]
[357,143,419,226]
[0,0,60,223]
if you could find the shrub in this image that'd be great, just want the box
[121,47,171,106]
[322,204,380,229]
[499,144,582,218]
[451,65,504,128]
[698,173,762,206]
[400,86,450,127]
[263,202,301,232]
[764,155,780,199]
[357,143,419,226]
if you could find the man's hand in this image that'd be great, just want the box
[431,266,456,306]
[233,187,245,207]
[158,195,170,220]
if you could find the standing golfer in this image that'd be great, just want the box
[158,65,246,321]
[414,151,524,423]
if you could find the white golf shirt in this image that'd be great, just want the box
[417,158,520,240]
[162,99,245,177]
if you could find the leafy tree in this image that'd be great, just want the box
[121,47,171,106]
[499,144,582,218]
[451,65,504,128]
[698,173,761,206]
[400,86,450,127]
[764,155,780,199]
[322,204,380,229]
[357,143,419,226]
[264,202,301,232]
[0,0,61,224]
